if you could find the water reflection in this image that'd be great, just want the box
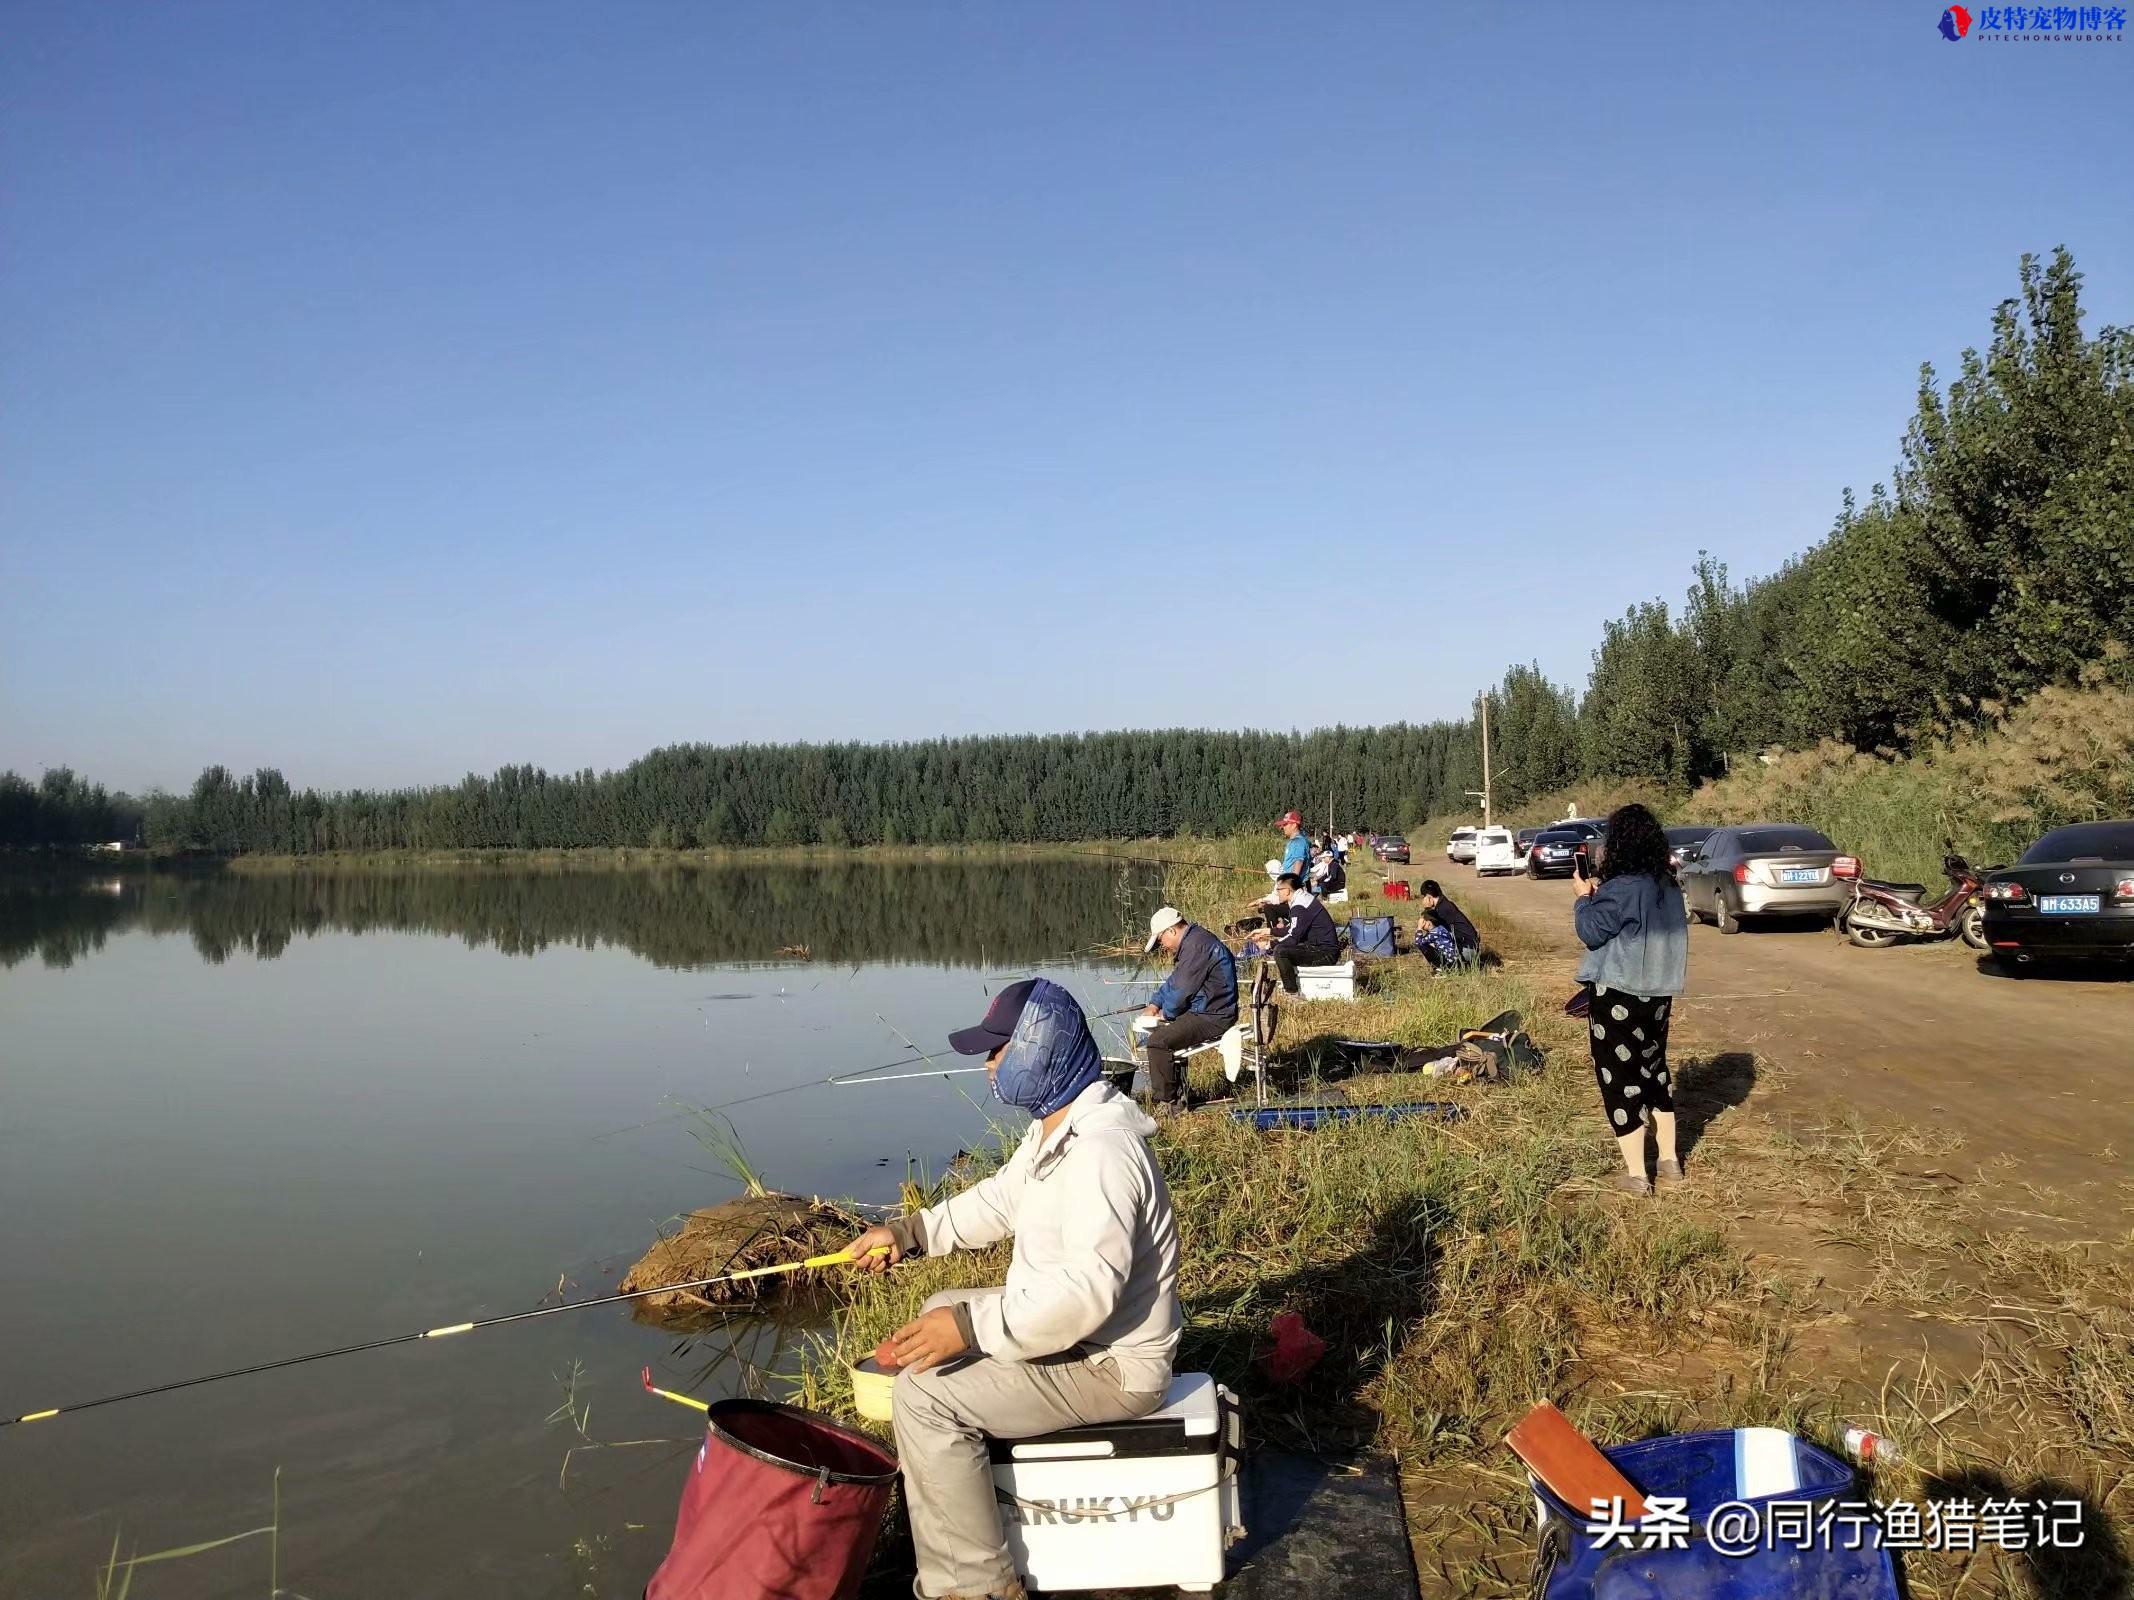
[0,857,1147,972]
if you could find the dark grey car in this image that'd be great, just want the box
[1678,823,1854,934]
[1980,819,2134,972]
[1664,825,1716,872]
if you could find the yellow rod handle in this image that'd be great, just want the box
[805,1245,888,1269]
[727,1245,888,1282]
[647,1385,712,1414]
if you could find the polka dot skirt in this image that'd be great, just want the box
[1586,983,1674,1132]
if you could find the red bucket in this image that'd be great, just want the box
[647,1398,900,1600]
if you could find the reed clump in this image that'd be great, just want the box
[620,1193,861,1320]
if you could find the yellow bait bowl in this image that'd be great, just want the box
[851,1357,896,1423]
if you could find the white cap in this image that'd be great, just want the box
[1265,858,1283,877]
[1145,906,1185,952]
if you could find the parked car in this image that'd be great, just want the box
[1514,826,1545,861]
[1526,822,1603,879]
[1979,819,2134,974]
[1473,825,1520,875]
[1446,827,1478,864]
[1373,834,1410,865]
[1678,823,1856,934]
[1665,825,1717,872]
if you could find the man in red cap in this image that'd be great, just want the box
[1276,809,1311,884]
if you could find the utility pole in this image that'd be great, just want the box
[1481,695,1492,825]
[1464,693,1493,827]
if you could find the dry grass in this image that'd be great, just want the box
[1692,667,2134,886]
[774,846,2134,1596]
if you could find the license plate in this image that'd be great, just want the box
[2038,894,2100,915]
[1780,867,1822,885]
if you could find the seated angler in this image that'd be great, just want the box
[1137,906,1240,1114]
[1310,839,1347,899]
[1265,873,1341,994]
[844,978,1181,1600]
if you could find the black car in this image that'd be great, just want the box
[1374,835,1410,865]
[1665,824,1717,872]
[1980,819,2134,973]
[1514,826,1545,861]
[1526,823,1602,879]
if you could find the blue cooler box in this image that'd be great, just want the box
[1347,916,1398,956]
[1530,1428,1899,1600]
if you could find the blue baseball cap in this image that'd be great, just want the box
[947,979,1038,1056]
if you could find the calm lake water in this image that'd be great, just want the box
[0,861,1150,1599]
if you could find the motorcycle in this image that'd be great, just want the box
[1836,849,1989,951]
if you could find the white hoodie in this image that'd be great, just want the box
[894,1081,1181,1393]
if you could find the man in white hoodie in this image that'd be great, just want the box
[845,977,1181,1600]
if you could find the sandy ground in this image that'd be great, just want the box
[1443,861,2131,1210]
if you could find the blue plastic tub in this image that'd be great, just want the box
[1529,1428,1899,1600]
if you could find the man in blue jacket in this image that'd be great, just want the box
[1137,906,1238,1111]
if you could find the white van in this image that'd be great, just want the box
[1446,827,1479,863]
[1473,826,1520,875]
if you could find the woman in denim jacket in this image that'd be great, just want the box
[1573,803,1690,1196]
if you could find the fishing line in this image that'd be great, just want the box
[0,1229,897,1431]
[586,1047,967,1141]
[589,985,1150,1143]
[1068,848,1270,876]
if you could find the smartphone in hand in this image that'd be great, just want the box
[1572,848,1591,881]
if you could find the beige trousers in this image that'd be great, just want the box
[893,1289,1166,1599]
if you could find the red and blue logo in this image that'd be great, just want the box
[1963,4,2125,34]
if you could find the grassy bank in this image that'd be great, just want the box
[786,851,2133,1597]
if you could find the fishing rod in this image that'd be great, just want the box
[1071,849,1271,875]
[0,1236,885,1432]
[592,988,1157,1142]
[832,1064,989,1086]
[586,1046,968,1141]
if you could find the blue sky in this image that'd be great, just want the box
[3,3,2128,792]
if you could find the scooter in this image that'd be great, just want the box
[1836,850,1989,951]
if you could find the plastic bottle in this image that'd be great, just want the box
[1843,1427,1901,1466]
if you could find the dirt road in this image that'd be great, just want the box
[1445,863,2131,1207]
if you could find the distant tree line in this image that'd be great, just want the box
[0,768,143,849]
[0,860,1139,972]
[3,250,2124,854]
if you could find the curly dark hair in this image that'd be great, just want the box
[1599,802,1674,884]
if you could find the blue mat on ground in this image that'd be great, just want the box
[1233,1103,1466,1131]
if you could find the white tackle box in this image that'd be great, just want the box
[991,1372,1243,1593]
[1295,961,1356,1000]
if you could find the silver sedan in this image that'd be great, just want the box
[1678,823,1856,934]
